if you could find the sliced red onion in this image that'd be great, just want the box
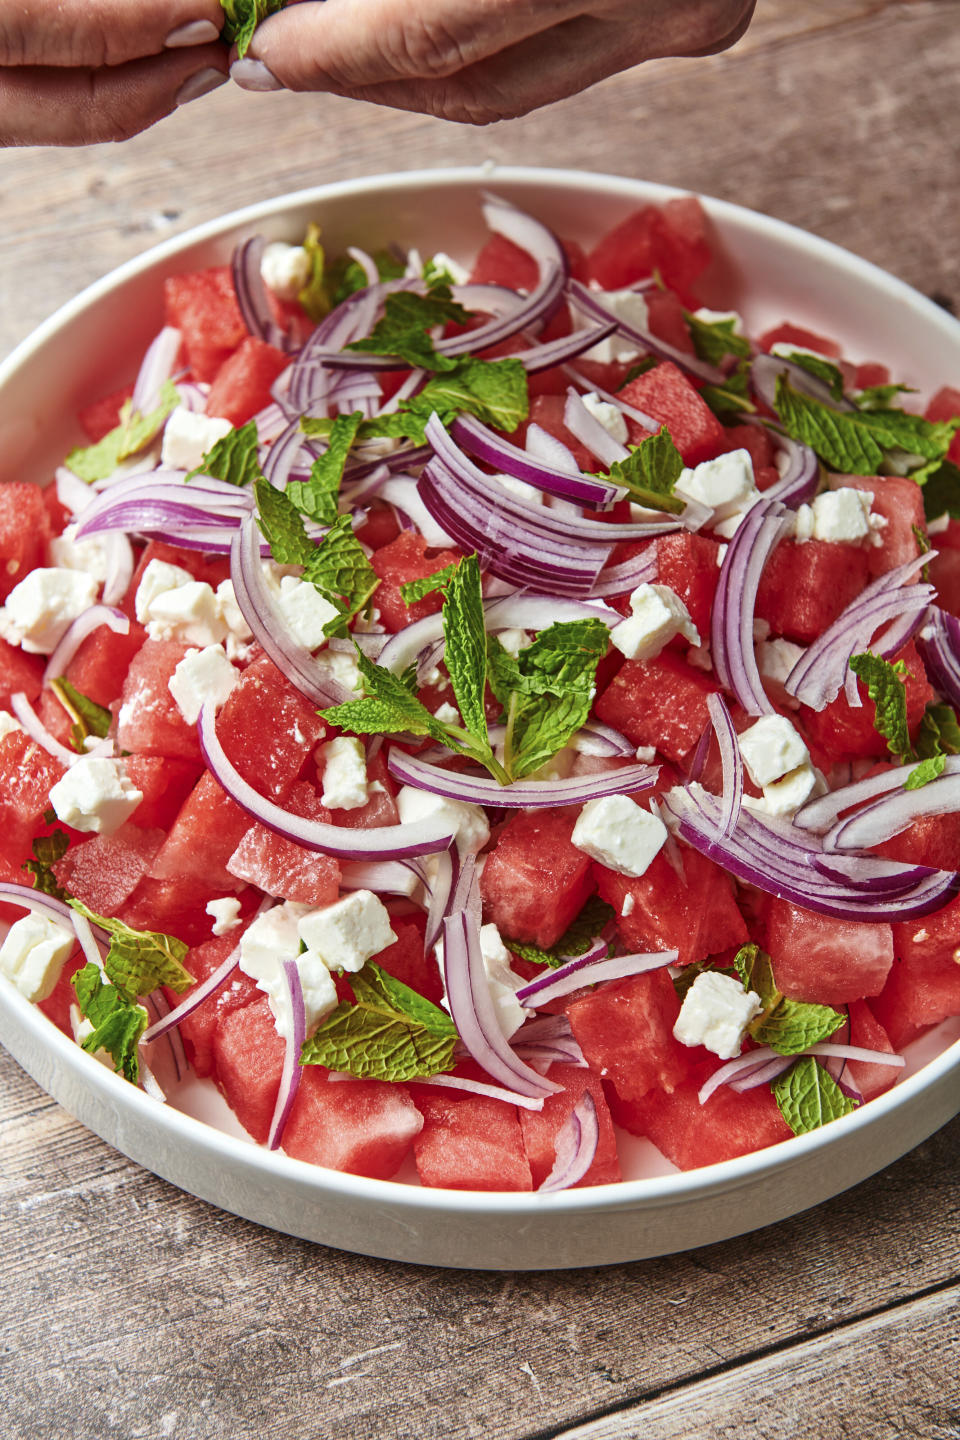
[43,606,130,686]
[138,1054,167,1102]
[346,245,380,288]
[387,748,657,809]
[917,607,960,710]
[567,280,725,386]
[793,760,960,835]
[230,518,352,708]
[132,326,182,415]
[707,692,743,839]
[142,987,188,1083]
[688,720,711,785]
[263,414,317,490]
[661,782,957,919]
[10,691,78,767]
[269,958,306,1150]
[70,909,108,971]
[141,947,240,1042]
[515,948,676,1008]
[508,322,618,373]
[525,423,580,476]
[441,906,561,1098]
[805,1042,905,1067]
[337,860,426,896]
[748,424,820,507]
[450,414,624,508]
[0,882,82,931]
[538,1092,600,1192]
[698,1046,780,1104]
[563,389,629,470]
[198,702,456,860]
[729,1054,795,1091]
[590,548,660,598]
[571,721,636,758]
[563,368,662,434]
[376,475,456,548]
[414,1073,545,1111]
[100,532,135,608]
[823,772,960,853]
[712,498,792,716]
[751,352,854,414]
[424,848,457,952]
[232,235,290,351]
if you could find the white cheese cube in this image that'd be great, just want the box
[297,890,396,974]
[206,896,242,936]
[745,762,820,818]
[276,576,339,651]
[581,391,629,445]
[580,287,649,364]
[737,714,810,789]
[319,736,369,810]
[160,407,233,473]
[757,637,805,688]
[216,579,254,657]
[145,581,226,647]
[675,449,758,524]
[169,644,239,725]
[479,923,529,1040]
[396,785,490,855]
[429,251,470,286]
[312,648,363,695]
[135,559,196,623]
[0,911,75,1003]
[810,487,873,543]
[260,242,313,301]
[48,524,115,584]
[238,900,338,1040]
[674,971,763,1059]
[572,794,667,877]
[49,757,143,835]
[610,582,700,661]
[433,702,461,726]
[0,710,23,742]
[0,568,100,654]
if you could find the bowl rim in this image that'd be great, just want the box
[2,163,959,1221]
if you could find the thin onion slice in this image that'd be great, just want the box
[823,771,960,853]
[515,949,677,1008]
[538,1092,600,1192]
[706,691,743,838]
[142,948,240,1042]
[267,959,306,1150]
[711,498,792,715]
[414,1073,545,1111]
[10,691,81,767]
[387,748,658,810]
[43,605,130,686]
[795,754,960,835]
[917,606,960,710]
[450,413,624,508]
[567,279,725,386]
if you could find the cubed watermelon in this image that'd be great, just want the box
[479,807,594,948]
[65,619,147,708]
[800,640,932,763]
[115,639,201,762]
[227,780,341,904]
[0,638,44,709]
[881,895,960,1043]
[213,995,285,1144]
[0,730,65,869]
[654,531,721,638]
[168,923,260,1080]
[759,323,841,358]
[844,1000,898,1102]
[149,771,250,892]
[595,650,719,762]
[518,1063,621,1187]
[412,1085,532,1191]
[0,484,52,602]
[594,847,748,967]
[760,897,894,1004]
[925,386,960,465]
[163,267,246,383]
[832,474,925,577]
[567,970,690,1103]
[122,754,203,830]
[618,362,726,466]
[370,530,462,633]
[52,826,164,914]
[755,538,871,644]
[206,337,291,427]
[282,1068,423,1178]
[77,383,135,443]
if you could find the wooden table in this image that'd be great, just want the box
[2,3,959,1435]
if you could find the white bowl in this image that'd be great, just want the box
[1,166,959,1270]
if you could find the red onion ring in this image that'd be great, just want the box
[515,948,676,1009]
[268,958,306,1150]
[711,498,792,716]
[43,605,130,686]
[387,747,657,809]
[538,1092,600,1192]
[141,948,240,1043]
[562,389,629,470]
[450,414,624,508]
[706,692,743,839]
[232,235,291,351]
[414,1073,545,1111]
[132,326,183,415]
[917,606,960,710]
[10,691,78,767]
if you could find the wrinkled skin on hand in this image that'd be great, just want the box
[0,0,228,146]
[234,0,757,123]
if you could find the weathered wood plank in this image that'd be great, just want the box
[553,1284,960,1440]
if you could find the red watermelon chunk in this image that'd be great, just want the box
[755,538,871,644]
[370,531,462,633]
[163,267,247,383]
[469,233,539,292]
[52,826,164,914]
[595,650,719,762]
[800,640,932,763]
[0,484,52,602]
[116,639,202,761]
[519,1063,621,1188]
[0,638,44,709]
[216,652,326,800]
[119,873,233,948]
[831,474,925,577]
[567,970,690,1103]
[322,749,399,830]
[206,336,291,427]
[213,995,285,1144]
[122,754,203,830]
[594,848,748,968]
[928,549,960,618]
[759,322,842,358]
[65,619,147,708]
[479,807,594,949]
[882,895,960,1043]
[150,771,250,892]
[760,897,894,1005]
[654,531,721,638]
[282,1068,423,1178]
[618,362,726,466]
[844,1000,898,1103]
[169,925,260,1080]
[412,1086,532,1191]
[227,780,341,905]
[77,383,135,443]
[0,730,65,869]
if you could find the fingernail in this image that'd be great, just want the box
[165,18,221,47]
[230,57,284,91]
[176,67,229,106]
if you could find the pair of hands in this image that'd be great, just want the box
[0,0,755,146]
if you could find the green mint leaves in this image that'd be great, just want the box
[685,313,751,367]
[66,380,179,483]
[905,754,947,790]
[287,412,363,524]
[908,702,960,788]
[67,900,193,1003]
[254,478,314,566]
[733,945,844,1055]
[49,678,112,754]
[773,1055,858,1135]
[319,647,452,745]
[774,374,959,477]
[700,360,755,419]
[399,562,458,605]
[220,0,285,56]
[72,963,149,1085]
[324,248,406,310]
[783,351,846,403]
[442,554,490,753]
[601,427,686,514]
[920,458,960,522]
[299,962,457,1082]
[848,653,912,763]
[346,285,472,371]
[22,830,70,901]
[505,896,615,969]
[186,420,263,488]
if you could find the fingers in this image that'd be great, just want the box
[0,45,228,147]
[0,0,225,70]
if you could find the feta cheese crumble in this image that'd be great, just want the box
[396,785,490,855]
[319,735,369,811]
[160,407,233,474]
[0,911,75,1003]
[572,794,668,877]
[169,644,239,725]
[579,287,650,364]
[275,576,340,651]
[674,971,763,1059]
[675,449,759,534]
[238,901,338,1041]
[737,714,810,789]
[610,582,700,662]
[49,756,143,835]
[135,559,226,646]
[260,241,313,300]
[297,890,396,974]
[792,487,874,545]
[206,896,242,936]
[0,568,100,654]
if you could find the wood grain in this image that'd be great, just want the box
[1,3,959,1437]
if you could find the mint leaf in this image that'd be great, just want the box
[700,360,755,419]
[775,376,959,476]
[50,678,112,752]
[672,959,737,1002]
[784,351,846,402]
[400,562,458,605]
[506,896,615,969]
[302,513,379,628]
[346,286,471,371]
[619,357,659,387]
[442,554,489,750]
[67,900,192,1003]
[905,754,947,790]
[325,248,406,309]
[299,961,457,1081]
[304,412,428,445]
[287,412,362,524]
[186,420,263,488]
[919,458,960,522]
[407,357,529,434]
[602,427,686,514]
[848,652,912,762]
[219,0,285,54]
[773,1056,858,1135]
[734,943,844,1055]
[297,223,329,323]
[255,477,315,566]
[72,962,148,1084]
[856,383,916,411]
[22,830,70,901]
[685,313,751,366]
[318,647,452,744]
[66,379,179,483]
[915,702,960,760]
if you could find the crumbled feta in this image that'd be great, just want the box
[479,923,530,1039]
[610,582,700,661]
[792,487,874,545]
[429,251,470,285]
[674,971,763,1059]
[675,449,758,526]
[572,794,667,877]
[48,525,115,583]
[169,644,239,725]
[580,287,649,364]
[396,785,490,855]
[319,735,369,810]
[206,896,242,936]
[496,627,531,658]
[635,745,657,763]
[276,576,340,651]
[49,756,143,835]
[312,648,363,695]
[433,702,460,726]
[135,559,226,646]
[260,241,313,301]
[745,761,819,817]
[737,714,810,788]
[692,307,745,334]
[0,568,100,654]
[297,890,396,974]
[160,407,233,473]
[912,928,930,944]
[0,911,75,1002]
[757,637,805,688]
[581,391,629,445]
[135,559,194,622]
[239,901,338,1040]
[0,710,22,742]
[215,578,254,660]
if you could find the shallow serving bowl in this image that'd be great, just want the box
[1,166,959,1270]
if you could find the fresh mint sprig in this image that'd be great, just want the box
[67,900,193,1003]
[773,1055,858,1135]
[299,962,458,1081]
[186,420,263,488]
[72,963,149,1085]
[66,379,179,483]
[774,374,959,477]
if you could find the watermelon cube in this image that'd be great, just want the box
[122,754,203,830]
[759,322,842,358]
[206,337,291,427]
[412,1085,532,1191]
[760,897,894,1005]
[755,538,871,644]
[119,873,233,948]
[213,995,285,1144]
[65,619,147,708]
[566,970,690,1103]
[0,637,44,710]
[832,475,925,577]
[170,926,260,1080]
[881,895,960,1042]
[479,807,594,949]
[163,267,247,383]
[800,640,932,763]
[52,826,165,914]
[282,1068,423,1178]
[0,730,65,869]
[618,362,726,466]
[0,484,52,601]
[369,531,462,633]
[227,780,341,905]
[844,1000,898,1103]
[77,383,135,443]
[654,531,721,638]
[519,1063,621,1187]
[116,639,202,761]
[925,385,960,464]
[594,848,748,968]
[595,650,719,762]
[216,651,326,799]
[149,771,250,892]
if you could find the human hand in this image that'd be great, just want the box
[0,0,230,146]
[229,0,756,123]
